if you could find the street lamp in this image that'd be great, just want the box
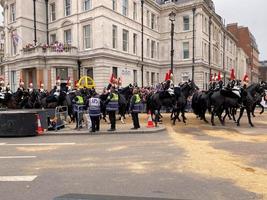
[141,0,144,87]
[169,11,176,74]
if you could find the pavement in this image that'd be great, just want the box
[45,114,166,135]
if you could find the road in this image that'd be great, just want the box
[0,112,267,200]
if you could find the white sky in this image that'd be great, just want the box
[0,1,266,60]
[213,0,267,60]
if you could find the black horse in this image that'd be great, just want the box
[172,80,199,124]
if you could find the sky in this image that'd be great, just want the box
[0,1,266,60]
[213,0,267,60]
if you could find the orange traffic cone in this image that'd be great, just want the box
[147,110,155,128]
[36,114,43,135]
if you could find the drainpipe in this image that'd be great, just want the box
[45,0,49,44]
[208,16,212,81]
[192,7,196,81]
[33,0,37,45]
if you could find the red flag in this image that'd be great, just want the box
[218,71,221,81]
[230,68,235,80]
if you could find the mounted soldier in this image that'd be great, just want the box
[17,79,25,92]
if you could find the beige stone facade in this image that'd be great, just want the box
[0,0,250,92]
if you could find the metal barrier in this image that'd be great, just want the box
[51,106,68,131]
[73,105,86,130]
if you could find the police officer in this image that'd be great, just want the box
[88,91,101,133]
[130,88,142,129]
[105,86,119,131]
[73,92,84,129]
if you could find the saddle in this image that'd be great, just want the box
[220,87,241,99]
[159,90,174,99]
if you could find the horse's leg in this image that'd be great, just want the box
[260,104,264,114]
[246,108,254,127]
[211,107,216,126]
[252,104,256,117]
[218,107,225,126]
[232,108,237,122]
[236,107,245,126]
[228,108,232,120]
[222,109,228,122]
[181,110,186,124]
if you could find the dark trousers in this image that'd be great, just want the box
[108,111,116,130]
[90,115,100,132]
[131,112,140,128]
[74,112,83,128]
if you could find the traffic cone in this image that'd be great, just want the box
[147,110,155,128]
[36,114,43,135]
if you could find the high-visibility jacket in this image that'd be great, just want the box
[106,93,119,111]
[76,96,84,105]
[131,94,143,113]
[88,97,101,116]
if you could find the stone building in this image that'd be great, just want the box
[259,60,267,82]
[0,0,254,91]
[227,23,260,83]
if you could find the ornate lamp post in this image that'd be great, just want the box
[169,11,176,74]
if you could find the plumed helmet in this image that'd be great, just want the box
[29,82,33,87]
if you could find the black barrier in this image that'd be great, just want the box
[54,194,187,200]
[0,111,37,137]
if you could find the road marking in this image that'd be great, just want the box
[0,156,37,159]
[0,176,37,182]
[2,143,76,146]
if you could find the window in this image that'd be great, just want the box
[83,25,91,49]
[157,42,159,59]
[56,68,68,80]
[64,29,72,45]
[146,39,150,57]
[64,0,71,16]
[133,33,137,54]
[122,0,128,16]
[84,0,91,11]
[183,16,190,31]
[151,72,155,86]
[122,29,129,52]
[146,10,150,27]
[50,34,56,44]
[133,70,137,84]
[112,67,118,78]
[183,42,189,59]
[87,67,93,79]
[112,0,116,11]
[10,3,16,22]
[146,71,149,86]
[133,2,137,20]
[112,25,117,49]
[151,13,155,29]
[151,40,155,58]
[50,3,56,21]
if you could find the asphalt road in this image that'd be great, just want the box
[0,112,267,200]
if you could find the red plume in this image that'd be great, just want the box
[165,73,169,81]
[109,74,114,84]
[230,68,235,80]
[218,71,221,81]
[210,73,213,82]
[243,74,249,82]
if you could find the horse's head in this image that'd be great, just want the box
[188,80,199,95]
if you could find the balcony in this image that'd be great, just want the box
[21,45,78,58]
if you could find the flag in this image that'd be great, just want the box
[230,68,235,80]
